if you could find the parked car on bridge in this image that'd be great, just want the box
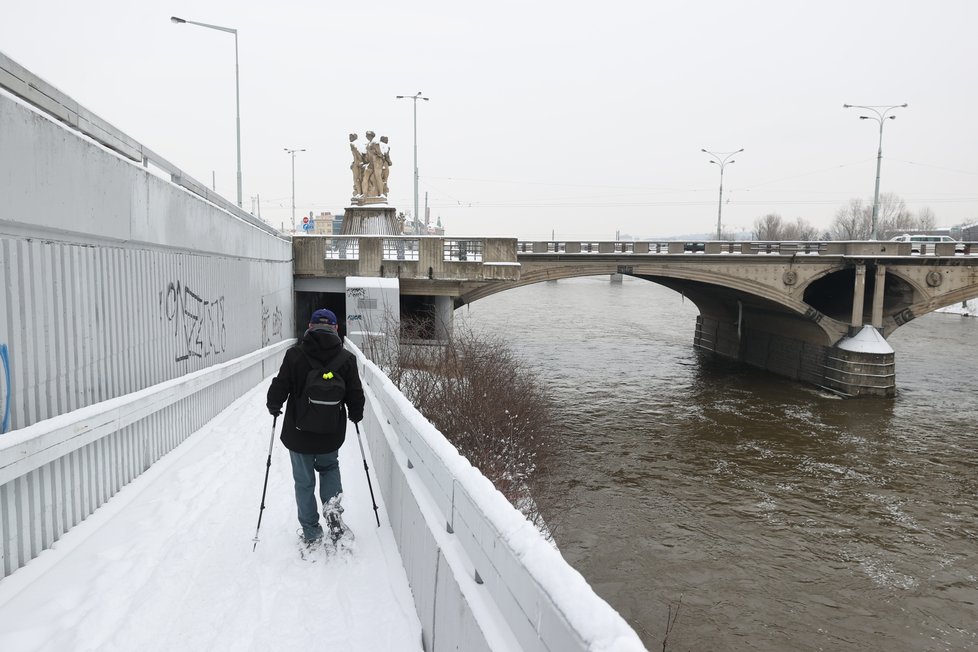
[889,233,962,253]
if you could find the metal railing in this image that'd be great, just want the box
[383,238,420,261]
[0,342,291,579]
[442,239,483,262]
[323,238,360,260]
[516,240,978,256]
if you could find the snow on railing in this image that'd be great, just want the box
[515,240,978,256]
[352,342,645,652]
[0,342,291,580]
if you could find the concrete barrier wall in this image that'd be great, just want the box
[351,343,646,652]
[0,82,294,434]
[0,56,295,576]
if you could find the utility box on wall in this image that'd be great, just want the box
[345,277,400,358]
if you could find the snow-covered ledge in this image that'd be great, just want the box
[0,341,292,579]
[351,342,645,652]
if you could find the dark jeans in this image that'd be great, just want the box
[289,450,341,540]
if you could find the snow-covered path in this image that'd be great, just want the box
[0,376,423,651]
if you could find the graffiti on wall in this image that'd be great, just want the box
[1,343,10,433]
[261,299,283,346]
[160,281,227,362]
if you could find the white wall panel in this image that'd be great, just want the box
[0,75,296,578]
[1,88,294,434]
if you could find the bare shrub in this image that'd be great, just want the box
[376,314,556,530]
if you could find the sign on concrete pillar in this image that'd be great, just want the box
[345,276,400,358]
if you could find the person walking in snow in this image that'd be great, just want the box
[267,308,365,547]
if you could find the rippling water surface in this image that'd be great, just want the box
[463,276,978,651]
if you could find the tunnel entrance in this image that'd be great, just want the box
[294,290,348,339]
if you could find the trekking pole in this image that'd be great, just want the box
[354,422,381,527]
[252,415,278,551]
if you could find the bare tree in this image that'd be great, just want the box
[828,194,937,240]
[782,217,820,241]
[753,213,784,240]
[877,192,913,235]
[916,206,937,230]
[754,214,819,240]
[830,198,872,239]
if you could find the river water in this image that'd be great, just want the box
[461,276,978,651]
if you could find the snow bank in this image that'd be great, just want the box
[937,298,978,317]
[836,325,895,354]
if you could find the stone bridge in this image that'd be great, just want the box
[296,236,978,397]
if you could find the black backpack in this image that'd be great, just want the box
[294,350,348,436]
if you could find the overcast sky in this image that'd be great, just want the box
[3,1,977,239]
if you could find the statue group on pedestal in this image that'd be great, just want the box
[349,131,392,203]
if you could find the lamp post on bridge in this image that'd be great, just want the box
[702,148,743,240]
[285,148,306,233]
[843,103,907,240]
[396,92,429,228]
[170,16,243,209]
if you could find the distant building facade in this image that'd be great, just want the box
[401,213,445,236]
[303,211,343,235]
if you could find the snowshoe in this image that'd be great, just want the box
[297,528,324,561]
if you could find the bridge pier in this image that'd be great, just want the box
[694,316,895,397]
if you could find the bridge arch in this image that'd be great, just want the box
[457,261,850,345]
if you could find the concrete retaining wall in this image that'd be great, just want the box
[0,55,296,575]
[352,343,646,652]
[0,81,294,434]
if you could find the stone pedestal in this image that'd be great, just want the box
[342,205,400,235]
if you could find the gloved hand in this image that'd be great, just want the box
[351,414,363,424]
[268,406,282,417]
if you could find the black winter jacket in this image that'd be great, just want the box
[266,328,365,454]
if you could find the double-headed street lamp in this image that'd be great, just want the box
[702,148,743,240]
[396,92,429,228]
[285,148,306,232]
[843,103,908,240]
[171,16,243,208]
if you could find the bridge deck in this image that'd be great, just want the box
[0,378,422,651]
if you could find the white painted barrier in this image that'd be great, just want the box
[351,343,646,652]
[0,341,291,579]
[0,56,294,435]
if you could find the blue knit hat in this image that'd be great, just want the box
[310,308,337,325]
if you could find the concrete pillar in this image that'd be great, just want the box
[851,264,867,329]
[433,295,454,340]
[871,265,886,329]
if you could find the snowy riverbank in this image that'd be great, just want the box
[936,298,977,317]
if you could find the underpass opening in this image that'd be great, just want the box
[295,291,348,338]
[803,266,915,324]
[400,295,437,340]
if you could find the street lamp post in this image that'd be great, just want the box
[171,16,243,208]
[843,103,908,240]
[396,92,429,228]
[285,148,306,233]
[702,148,743,240]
